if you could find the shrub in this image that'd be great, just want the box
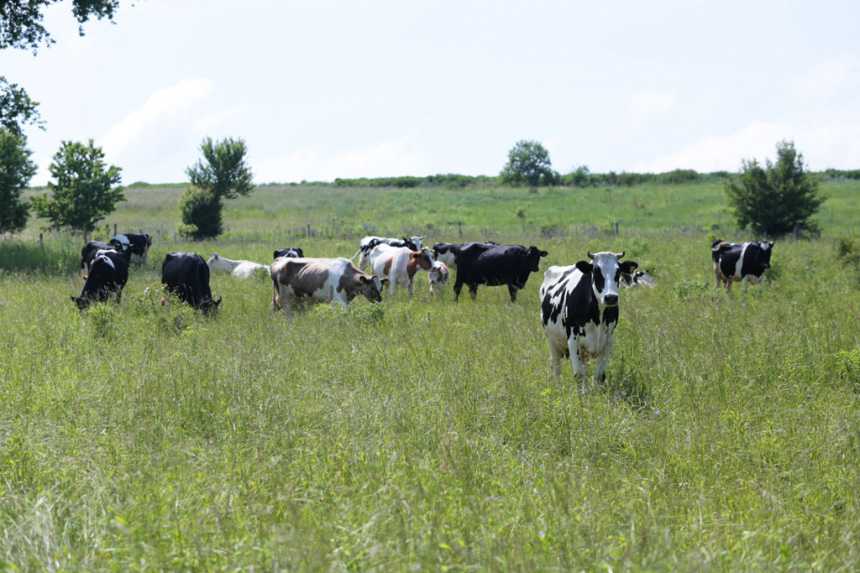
[178,186,222,240]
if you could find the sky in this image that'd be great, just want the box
[4,0,860,186]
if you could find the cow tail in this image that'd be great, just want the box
[349,249,361,261]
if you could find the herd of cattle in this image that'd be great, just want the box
[72,233,774,385]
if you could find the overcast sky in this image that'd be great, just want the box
[5,0,859,185]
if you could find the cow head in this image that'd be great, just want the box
[576,251,638,306]
[757,241,774,269]
[411,248,434,271]
[356,275,387,303]
[523,246,549,272]
[70,295,91,310]
[200,296,222,315]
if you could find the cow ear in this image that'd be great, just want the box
[620,260,639,273]
[358,276,368,284]
[380,278,390,285]
[575,261,592,274]
[540,250,548,257]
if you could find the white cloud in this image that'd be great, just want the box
[99,78,216,154]
[793,54,860,99]
[632,120,792,173]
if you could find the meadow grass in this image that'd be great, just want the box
[1,183,859,570]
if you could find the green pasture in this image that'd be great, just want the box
[1,182,859,570]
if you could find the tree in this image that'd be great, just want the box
[178,186,223,240]
[1,0,126,135]
[0,76,44,135]
[30,139,124,240]
[724,140,825,237]
[500,140,558,186]
[0,128,37,234]
[181,137,254,239]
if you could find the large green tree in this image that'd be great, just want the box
[0,127,37,234]
[500,140,558,187]
[1,0,129,135]
[30,139,124,241]
[724,140,825,237]
[180,137,254,240]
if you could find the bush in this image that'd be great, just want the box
[178,186,222,240]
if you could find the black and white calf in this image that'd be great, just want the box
[432,241,496,269]
[80,240,129,275]
[111,233,153,267]
[620,270,655,288]
[71,250,129,310]
[161,252,222,313]
[540,251,638,388]
[712,240,773,291]
[352,235,423,270]
[273,246,304,259]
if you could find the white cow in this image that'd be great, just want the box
[207,254,268,278]
[427,261,450,295]
[368,244,434,295]
[539,251,638,391]
[352,235,424,270]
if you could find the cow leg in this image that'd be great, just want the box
[408,279,414,296]
[453,280,463,302]
[594,334,614,385]
[468,284,478,300]
[507,284,518,303]
[569,339,588,394]
[714,266,721,289]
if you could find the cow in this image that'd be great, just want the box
[207,254,269,278]
[368,244,434,296]
[540,251,639,390]
[71,250,129,310]
[427,261,450,295]
[712,239,774,291]
[80,240,129,276]
[352,235,423,270]
[432,241,496,268]
[273,246,304,259]
[161,252,221,313]
[452,243,548,302]
[620,269,655,288]
[111,233,153,267]
[270,257,386,321]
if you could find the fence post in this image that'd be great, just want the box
[40,233,44,249]
[458,221,462,238]
[114,223,117,237]
[615,221,619,236]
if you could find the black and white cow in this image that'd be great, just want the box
[273,246,304,260]
[540,251,638,388]
[432,241,496,268]
[111,233,153,267]
[352,235,423,270]
[712,239,774,291]
[161,252,221,313]
[620,269,655,288]
[453,243,548,302]
[80,240,129,275]
[71,250,129,310]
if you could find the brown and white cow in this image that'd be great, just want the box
[270,257,386,320]
[427,261,450,295]
[368,244,434,296]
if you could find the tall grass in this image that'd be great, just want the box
[1,220,859,570]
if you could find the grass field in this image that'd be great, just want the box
[1,181,859,570]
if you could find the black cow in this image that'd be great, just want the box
[352,235,423,270]
[273,246,305,259]
[432,241,496,269]
[71,250,129,310]
[161,252,222,313]
[80,240,130,275]
[453,243,548,302]
[111,233,153,266]
[712,239,774,291]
